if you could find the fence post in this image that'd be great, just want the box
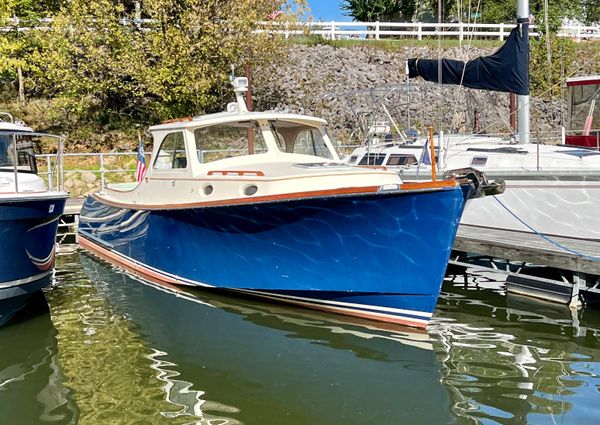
[285,21,289,39]
[99,153,105,192]
[499,23,504,41]
[576,25,581,42]
[375,20,380,40]
[330,21,335,40]
[417,22,422,40]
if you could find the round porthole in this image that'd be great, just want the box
[243,184,258,196]
[203,184,214,195]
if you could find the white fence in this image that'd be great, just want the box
[271,21,600,42]
[4,18,600,42]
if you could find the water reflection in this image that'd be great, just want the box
[0,290,78,424]
[6,253,600,424]
[75,252,452,425]
[434,271,600,424]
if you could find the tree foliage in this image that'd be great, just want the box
[340,0,594,26]
[341,0,402,21]
[2,0,304,125]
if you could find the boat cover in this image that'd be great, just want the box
[407,20,529,95]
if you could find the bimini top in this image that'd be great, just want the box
[149,111,328,133]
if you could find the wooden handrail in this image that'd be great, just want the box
[207,170,265,177]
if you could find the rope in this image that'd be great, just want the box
[492,195,600,262]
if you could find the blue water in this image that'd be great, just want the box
[1,251,600,424]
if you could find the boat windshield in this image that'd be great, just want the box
[569,83,599,134]
[0,134,38,174]
[194,122,267,163]
[269,121,333,160]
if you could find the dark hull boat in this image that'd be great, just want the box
[78,77,482,328]
[0,117,67,299]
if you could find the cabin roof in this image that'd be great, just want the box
[149,111,328,132]
[0,121,34,133]
[566,75,600,86]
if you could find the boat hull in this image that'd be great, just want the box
[460,175,600,241]
[0,196,67,299]
[79,188,466,328]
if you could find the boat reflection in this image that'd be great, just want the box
[0,290,78,424]
[432,274,600,424]
[79,252,453,425]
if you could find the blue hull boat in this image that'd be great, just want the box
[0,196,66,299]
[79,185,467,328]
[0,116,68,300]
[77,77,491,328]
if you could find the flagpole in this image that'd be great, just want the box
[429,127,437,182]
[517,0,530,144]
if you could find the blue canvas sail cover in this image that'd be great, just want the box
[407,20,530,95]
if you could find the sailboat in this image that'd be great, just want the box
[348,1,600,244]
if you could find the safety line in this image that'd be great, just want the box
[493,195,600,262]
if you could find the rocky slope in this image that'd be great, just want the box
[254,43,565,143]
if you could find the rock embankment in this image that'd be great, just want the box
[254,44,563,142]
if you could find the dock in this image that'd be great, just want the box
[57,198,600,307]
[64,198,85,216]
[452,225,600,306]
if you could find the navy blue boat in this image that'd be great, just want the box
[0,116,67,299]
[78,78,479,328]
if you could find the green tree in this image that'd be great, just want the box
[0,1,63,100]
[28,0,303,126]
[583,1,599,24]
[341,0,403,21]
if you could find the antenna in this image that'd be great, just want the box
[229,64,235,82]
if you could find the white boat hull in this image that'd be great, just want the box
[460,177,600,241]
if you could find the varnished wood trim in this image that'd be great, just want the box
[207,170,265,176]
[400,180,458,190]
[93,186,380,210]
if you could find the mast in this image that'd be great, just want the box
[517,0,530,144]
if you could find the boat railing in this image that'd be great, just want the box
[0,112,14,123]
[37,148,256,195]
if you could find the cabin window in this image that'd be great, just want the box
[154,132,188,170]
[195,123,266,163]
[270,122,333,160]
[358,153,386,166]
[470,157,488,167]
[387,154,417,166]
[292,129,332,159]
[0,134,38,174]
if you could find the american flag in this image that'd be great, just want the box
[135,131,147,182]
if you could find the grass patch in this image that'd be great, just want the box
[290,35,503,51]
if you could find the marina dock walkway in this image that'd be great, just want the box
[455,225,600,276]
